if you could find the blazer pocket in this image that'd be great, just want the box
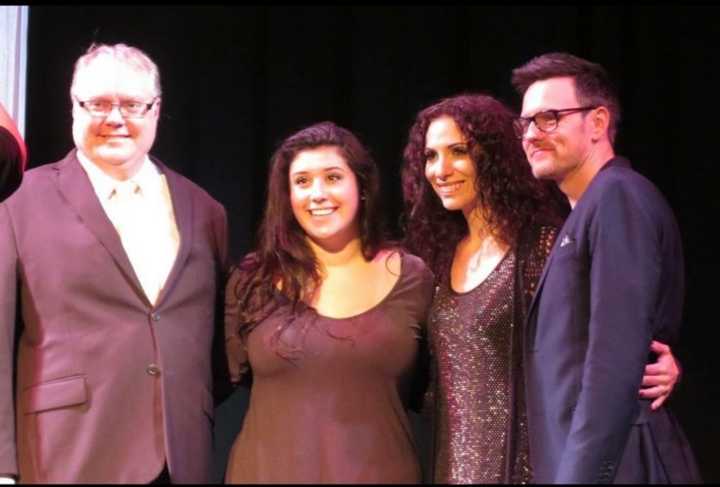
[22,375,88,414]
[544,242,581,299]
[553,240,577,260]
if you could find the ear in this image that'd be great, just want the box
[589,106,610,142]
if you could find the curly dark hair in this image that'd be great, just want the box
[401,93,565,276]
[230,121,386,342]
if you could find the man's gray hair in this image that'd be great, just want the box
[70,43,162,98]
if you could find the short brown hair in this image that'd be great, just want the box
[511,52,620,144]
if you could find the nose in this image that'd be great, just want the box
[309,178,327,201]
[103,105,126,125]
[523,120,542,142]
[433,154,453,179]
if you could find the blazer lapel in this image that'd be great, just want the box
[153,159,194,308]
[55,151,147,300]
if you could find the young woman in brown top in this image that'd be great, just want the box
[224,121,434,483]
[401,94,681,483]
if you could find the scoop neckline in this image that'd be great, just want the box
[448,248,511,296]
[311,250,406,321]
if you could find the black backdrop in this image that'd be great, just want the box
[25,5,719,483]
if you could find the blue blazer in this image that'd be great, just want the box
[524,157,700,483]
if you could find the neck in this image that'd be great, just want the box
[307,233,366,271]
[84,151,145,181]
[560,142,615,208]
[463,205,494,244]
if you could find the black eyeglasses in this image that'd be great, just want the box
[76,98,159,118]
[513,106,597,139]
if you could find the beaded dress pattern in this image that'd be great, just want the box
[426,224,557,484]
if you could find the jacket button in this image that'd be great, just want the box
[146,364,161,376]
[151,312,160,322]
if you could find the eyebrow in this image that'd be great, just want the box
[521,107,555,117]
[290,166,347,176]
[425,142,467,150]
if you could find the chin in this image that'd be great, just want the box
[529,162,553,180]
[441,197,468,212]
[305,226,340,241]
[441,203,461,211]
[98,150,136,163]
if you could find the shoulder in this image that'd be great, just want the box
[5,155,69,204]
[383,248,435,300]
[227,252,261,289]
[590,160,666,207]
[156,158,226,215]
[394,249,434,285]
[519,221,559,256]
[587,164,675,226]
[0,126,21,159]
[225,254,263,313]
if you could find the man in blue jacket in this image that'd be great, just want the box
[512,52,700,483]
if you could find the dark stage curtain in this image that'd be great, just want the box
[26,6,719,483]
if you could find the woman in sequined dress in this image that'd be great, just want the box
[400,94,681,483]
[224,122,434,483]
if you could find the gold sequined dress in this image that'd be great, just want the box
[426,224,557,484]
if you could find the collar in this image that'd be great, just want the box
[76,150,159,200]
[599,155,631,173]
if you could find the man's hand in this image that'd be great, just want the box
[639,340,680,410]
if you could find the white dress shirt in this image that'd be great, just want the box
[77,152,180,305]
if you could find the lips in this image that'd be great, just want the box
[529,146,553,160]
[308,208,337,216]
[435,181,464,195]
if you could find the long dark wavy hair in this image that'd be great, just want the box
[230,121,386,340]
[401,93,566,276]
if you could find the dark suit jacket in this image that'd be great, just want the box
[0,150,228,483]
[524,157,699,483]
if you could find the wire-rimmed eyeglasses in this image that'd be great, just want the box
[75,97,159,118]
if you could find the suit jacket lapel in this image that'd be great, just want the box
[153,159,194,308]
[55,151,147,300]
[526,156,627,319]
[524,158,630,347]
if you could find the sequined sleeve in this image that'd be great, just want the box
[518,224,559,322]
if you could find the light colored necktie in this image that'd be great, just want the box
[110,180,174,305]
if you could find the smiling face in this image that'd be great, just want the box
[289,146,361,250]
[424,115,479,216]
[71,54,160,180]
[520,76,595,184]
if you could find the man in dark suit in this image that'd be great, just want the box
[0,102,25,202]
[511,52,700,483]
[0,43,227,483]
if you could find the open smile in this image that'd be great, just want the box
[435,181,464,195]
[308,207,337,216]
